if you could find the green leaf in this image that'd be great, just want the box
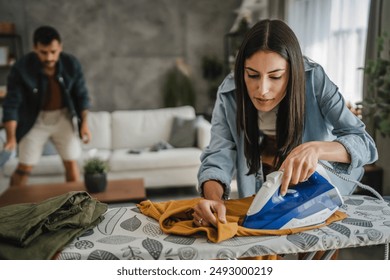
[83,157,108,174]
[361,33,390,138]
[379,118,390,137]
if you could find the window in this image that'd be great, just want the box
[287,0,370,104]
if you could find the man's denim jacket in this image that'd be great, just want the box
[2,52,90,142]
[198,59,378,198]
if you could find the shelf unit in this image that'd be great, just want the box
[0,33,23,103]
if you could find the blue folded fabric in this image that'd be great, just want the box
[0,149,12,167]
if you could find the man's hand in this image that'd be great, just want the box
[3,120,17,151]
[79,122,91,144]
[79,110,91,144]
[3,139,17,151]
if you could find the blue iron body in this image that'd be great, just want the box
[242,167,343,230]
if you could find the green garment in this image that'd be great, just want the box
[0,191,107,259]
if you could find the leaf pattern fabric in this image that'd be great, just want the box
[56,195,390,260]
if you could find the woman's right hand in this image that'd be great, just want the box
[192,199,227,227]
[193,180,227,227]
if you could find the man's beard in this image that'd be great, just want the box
[44,61,55,67]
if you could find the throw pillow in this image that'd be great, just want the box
[168,116,197,148]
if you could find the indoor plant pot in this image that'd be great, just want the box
[83,157,108,193]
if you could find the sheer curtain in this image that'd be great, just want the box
[286,0,370,104]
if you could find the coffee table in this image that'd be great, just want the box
[0,178,146,207]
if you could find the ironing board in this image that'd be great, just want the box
[56,195,390,260]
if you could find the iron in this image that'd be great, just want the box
[242,165,343,230]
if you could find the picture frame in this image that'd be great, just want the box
[0,46,9,66]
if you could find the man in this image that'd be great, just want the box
[2,25,91,186]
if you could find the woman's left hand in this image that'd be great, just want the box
[279,142,319,196]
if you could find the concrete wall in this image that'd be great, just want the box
[0,0,240,113]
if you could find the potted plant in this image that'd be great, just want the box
[358,34,390,139]
[162,58,196,108]
[83,157,108,193]
[355,34,390,196]
[201,54,224,102]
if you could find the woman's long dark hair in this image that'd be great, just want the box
[234,19,305,175]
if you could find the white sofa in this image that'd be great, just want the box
[0,106,211,191]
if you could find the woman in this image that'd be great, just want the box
[193,19,378,227]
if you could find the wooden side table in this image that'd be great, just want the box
[0,178,146,207]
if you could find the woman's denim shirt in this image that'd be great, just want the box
[198,60,378,198]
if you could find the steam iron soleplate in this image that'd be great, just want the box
[242,166,343,230]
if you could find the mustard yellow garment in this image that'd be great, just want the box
[137,196,347,243]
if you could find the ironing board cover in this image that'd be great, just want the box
[57,195,390,260]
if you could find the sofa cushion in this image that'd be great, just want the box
[168,116,197,148]
[2,155,65,176]
[111,106,196,150]
[196,116,212,150]
[109,148,201,172]
[82,111,111,150]
[2,150,112,177]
